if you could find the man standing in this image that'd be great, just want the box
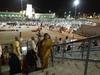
[31,37,37,53]
[13,37,21,58]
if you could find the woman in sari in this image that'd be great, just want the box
[38,33,53,69]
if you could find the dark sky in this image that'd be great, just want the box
[0,0,100,16]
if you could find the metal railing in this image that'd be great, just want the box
[52,35,100,75]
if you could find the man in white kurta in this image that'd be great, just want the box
[31,37,37,53]
[0,45,2,57]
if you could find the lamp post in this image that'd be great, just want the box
[20,0,24,18]
[64,11,66,18]
[21,0,23,11]
[73,0,79,19]
[72,0,80,39]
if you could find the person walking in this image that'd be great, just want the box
[22,49,37,75]
[13,37,21,58]
[31,37,37,53]
[38,33,53,69]
[8,52,21,75]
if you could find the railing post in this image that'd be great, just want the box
[84,40,91,75]
[81,42,85,59]
[71,42,73,56]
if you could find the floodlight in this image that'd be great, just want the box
[74,0,79,6]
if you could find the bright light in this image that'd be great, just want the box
[22,46,27,51]
[22,46,27,55]
[26,4,33,18]
[74,0,79,6]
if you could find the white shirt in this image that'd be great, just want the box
[31,40,37,53]
[0,45,2,57]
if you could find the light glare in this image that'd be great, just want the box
[22,46,27,51]
[74,0,79,6]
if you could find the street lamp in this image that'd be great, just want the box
[72,0,80,39]
[20,0,25,20]
[64,11,66,18]
[21,0,23,11]
[73,0,79,19]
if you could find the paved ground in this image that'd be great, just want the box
[1,48,100,75]
[2,60,100,75]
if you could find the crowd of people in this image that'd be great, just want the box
[0,29,75,75]
[0,36,99,75]
[0,32,55,75]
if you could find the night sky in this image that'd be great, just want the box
[0,0,100,16]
